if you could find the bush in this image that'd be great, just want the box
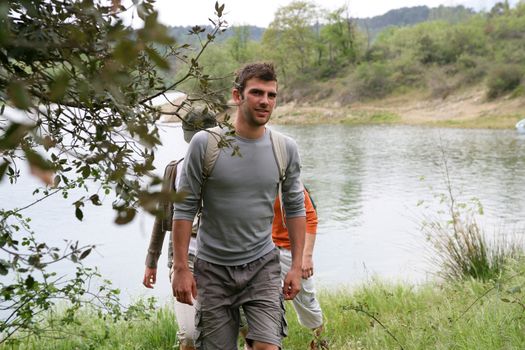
[425,215,523,281]
[486,64,523,99]
[353,62,395,99]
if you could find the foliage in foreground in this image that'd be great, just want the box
[0,0,229,343]
[4,258,525,350]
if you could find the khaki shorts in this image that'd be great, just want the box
[193,248,287,349]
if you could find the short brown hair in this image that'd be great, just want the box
[234,62,277,96]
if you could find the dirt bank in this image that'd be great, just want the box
[273,86,525,128]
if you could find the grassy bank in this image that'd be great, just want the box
[4,258,525,350]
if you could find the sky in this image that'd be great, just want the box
[123,0,520,28]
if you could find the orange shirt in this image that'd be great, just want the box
[272,189,318,250]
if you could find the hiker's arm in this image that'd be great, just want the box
[282,215,305,300]
[171,219,196,305]
[302,190,318,279]
[302,233,316,279]
[143,216,166,288]
[171,133,207,305]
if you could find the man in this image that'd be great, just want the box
[243,188,326,350]
[273,188,327,350]
[142,107,217,350]
[172,62,306,350]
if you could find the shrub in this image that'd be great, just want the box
[424,214,523,281]
[486,64,523,99]
[353,62,394,99]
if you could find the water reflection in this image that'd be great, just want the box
[273,124,525,287]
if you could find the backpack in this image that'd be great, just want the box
[202,125,289,225]
[159,158,184,232]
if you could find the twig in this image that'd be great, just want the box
[344,305,405,350]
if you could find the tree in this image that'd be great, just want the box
[262,0,319,79]
[0,0,228,343]
[321,6,359,67]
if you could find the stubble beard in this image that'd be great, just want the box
[243,106,271,127]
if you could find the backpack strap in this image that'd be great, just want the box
[269,128,289,228]
[203,125,224,179]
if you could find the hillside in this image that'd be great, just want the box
[167,5,475,44]
[355,5,475,39]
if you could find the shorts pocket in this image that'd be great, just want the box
[280,294,288,338]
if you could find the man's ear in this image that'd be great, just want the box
[232,88,242,105]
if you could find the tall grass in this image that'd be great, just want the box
[421,146,523,282]
[5,263,525,350]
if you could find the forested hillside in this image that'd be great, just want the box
[355,5,475,39]
[169,0,524,109]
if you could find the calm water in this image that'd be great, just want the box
[2,124,525,303]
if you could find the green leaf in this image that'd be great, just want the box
[0,161,8,182]
[145,47,169,70]
[0,259,9,276]
[24,148,54,170]
[49,71,71,101]
[89,194,102,206]
[75,207,84,221]
[7,81,32,109]
[53,175,61,187]
[25,275,36,289]
[113,39,138,65]
[114,208,136,225]
[79,248,92,260]
[0,122,33,151]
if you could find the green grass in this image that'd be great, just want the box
[4,260,525,350]
[2,306,178,350]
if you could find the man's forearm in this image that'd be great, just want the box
[285,216,306,269]
[172,219,193,269]
[304,232,316,258]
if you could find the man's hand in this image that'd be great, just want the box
[282,267,301,300]
[142,267,157,288]
[302,255,314,279]
[171,266,197,305]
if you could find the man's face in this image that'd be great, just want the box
[234,78,277,127]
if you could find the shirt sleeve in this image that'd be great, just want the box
[173,131,207,221]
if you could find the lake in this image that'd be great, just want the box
[1,124,524,304]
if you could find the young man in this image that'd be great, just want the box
[142,108,217,350]
[172,62,306,350]
[273,188,327,350]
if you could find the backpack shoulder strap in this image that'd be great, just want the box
[203,126,224,179]
[268,128,290,227]
[269,128,288,182]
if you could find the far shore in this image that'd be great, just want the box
[272,86,525,129]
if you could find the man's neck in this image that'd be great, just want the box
[234,114,266,139]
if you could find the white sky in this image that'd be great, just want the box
[123,0,520,28]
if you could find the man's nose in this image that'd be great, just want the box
[260,93,269,105]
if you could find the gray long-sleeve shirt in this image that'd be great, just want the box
[174,127,305,266]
